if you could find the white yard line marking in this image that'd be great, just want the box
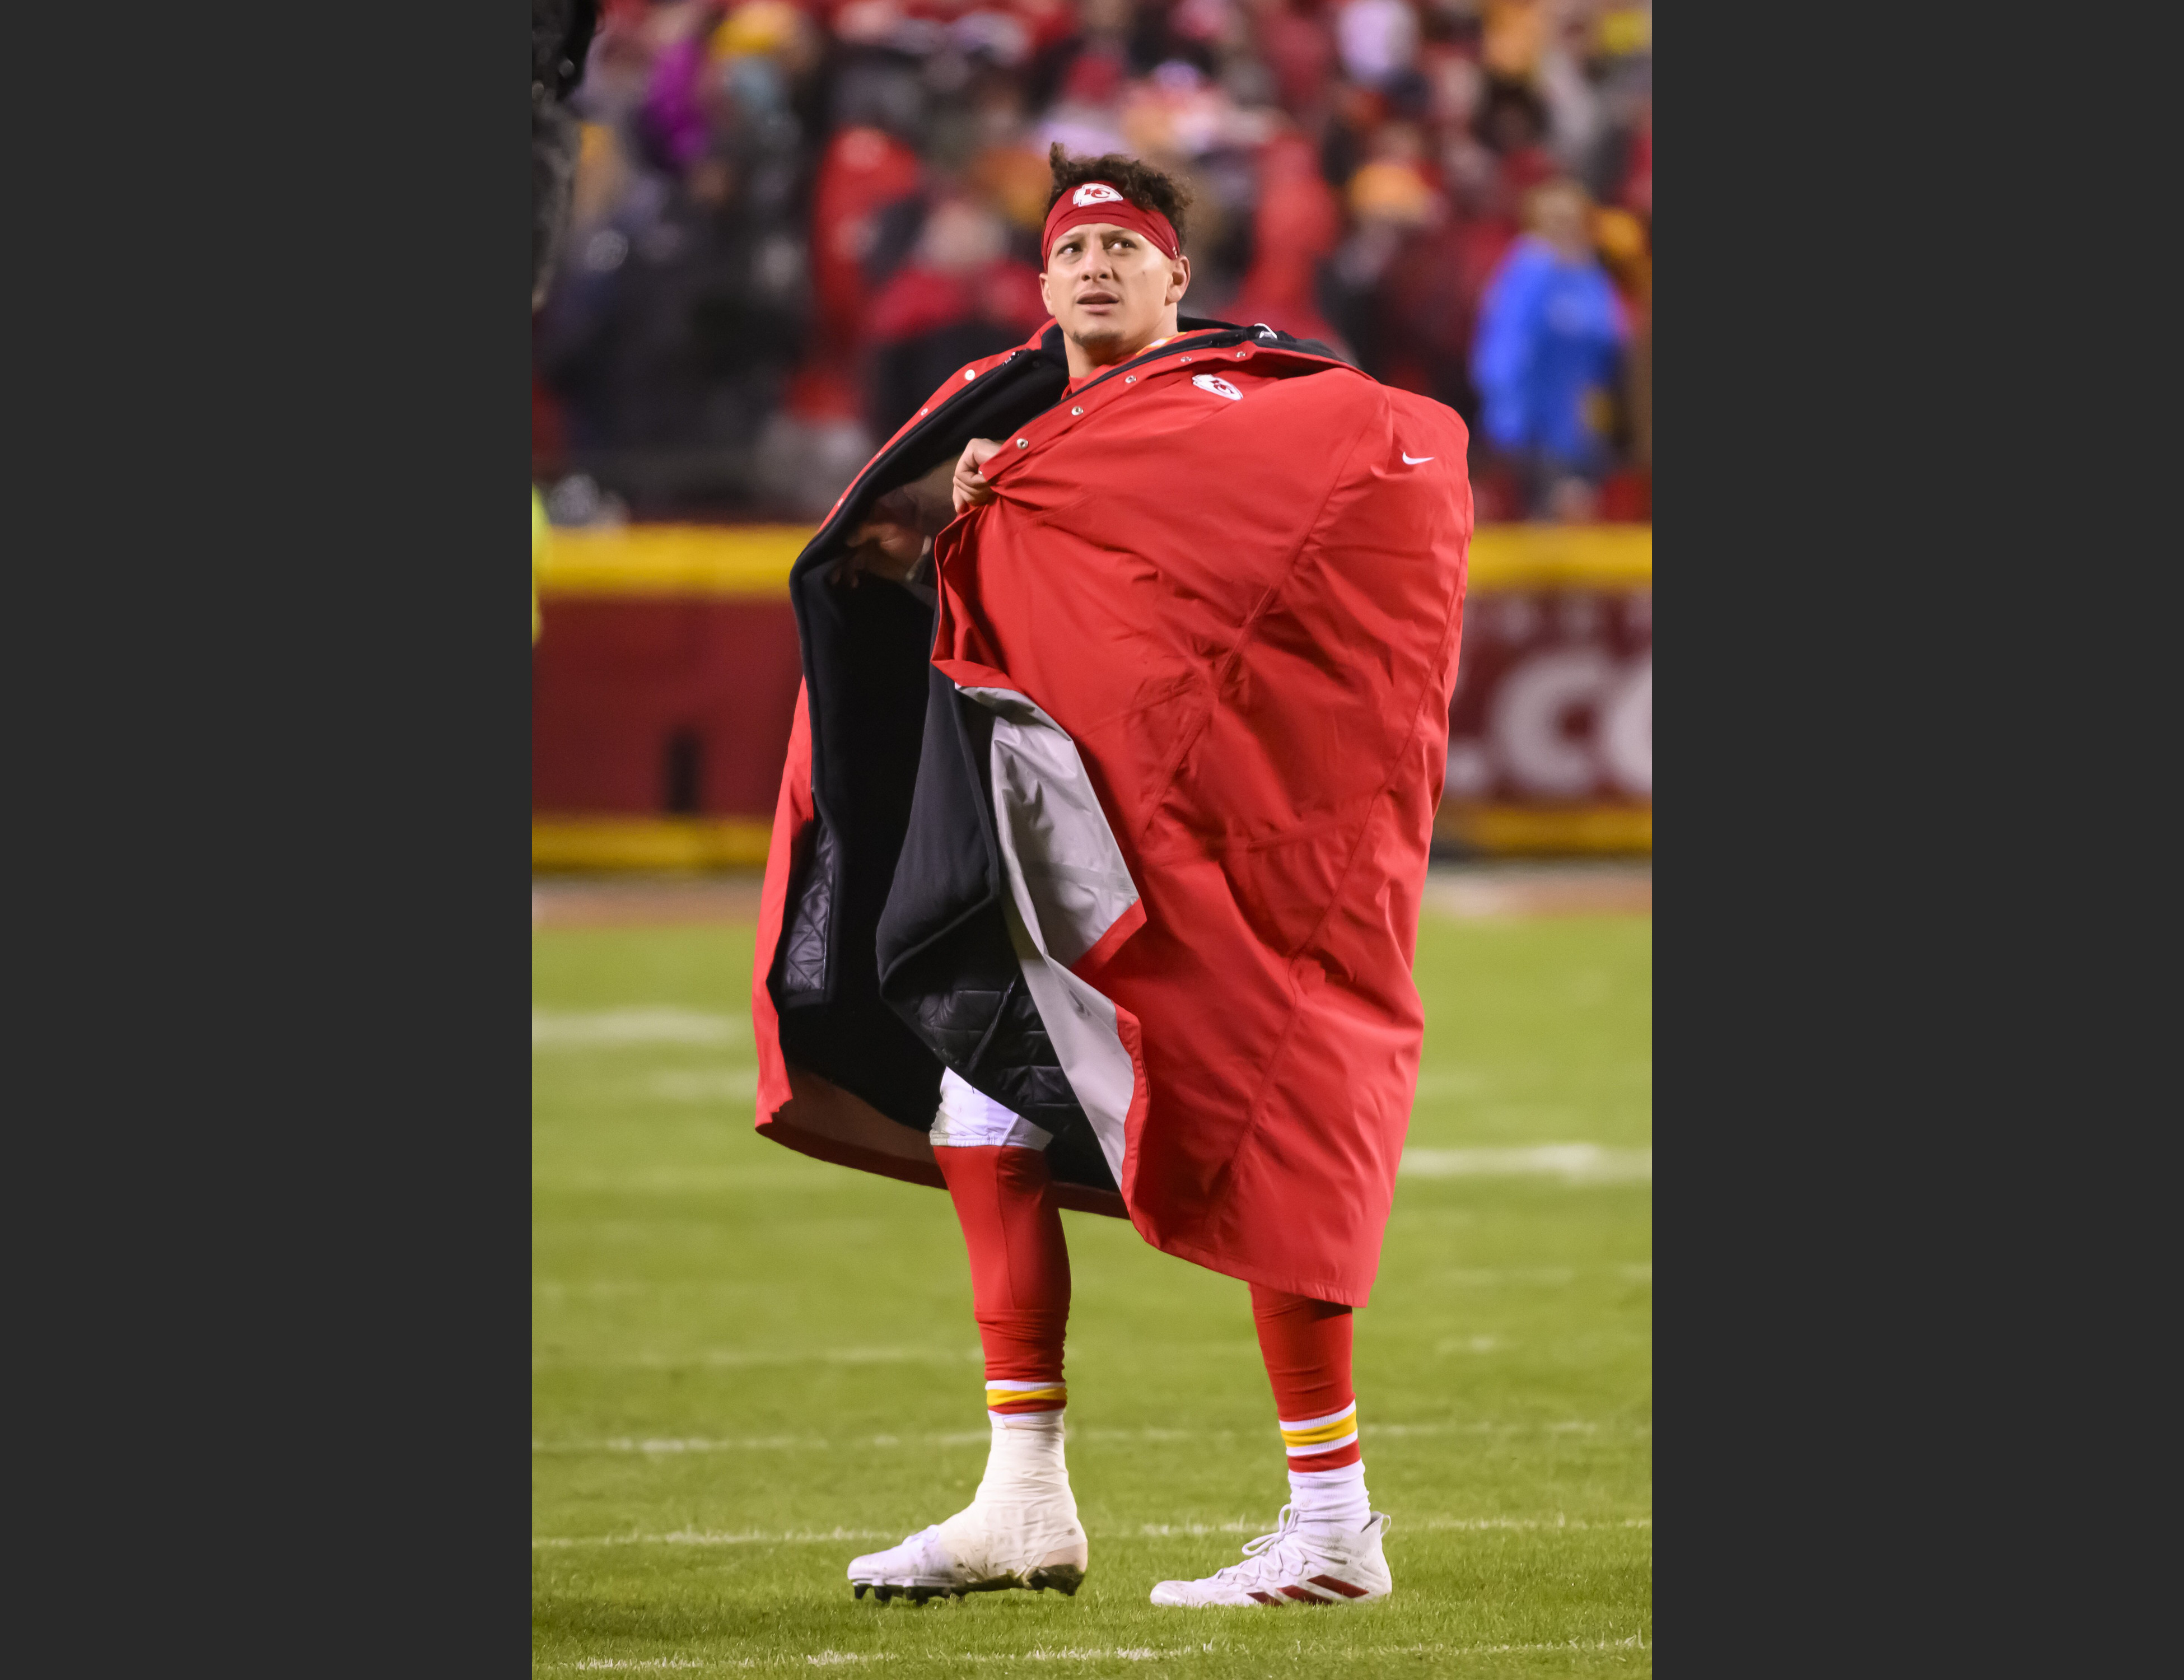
[531,1346,982,1372]
[538,1515,1650,1550]
[533,1418,1646,1456]
[1137,1520,1262,1536]
[534,1438,833,1455]
[533,1268,1638,1299]
[546,1651,1224,1673]
[1370,1420,1650,1438]
[1400,1145,1651,1183]
[533,1166,805,1195]
[536,1529,897,1548]
[542,1636,1649,1673]
[1326,1639,1649,1658]
[534,1280,784,1300]
[531,1432,997,1455]
[1420,1516,1653,1530]
[533,1009,746,1048]
[939,1650,1183,1664]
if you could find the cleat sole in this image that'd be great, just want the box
[852,1580,971,1607]
[851,1551,1086,1606]
[926,1563,1087,1599]
[1028,1564,1085,1597]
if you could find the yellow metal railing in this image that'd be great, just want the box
[535,522,1652,598]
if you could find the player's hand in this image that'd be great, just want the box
[838,487,925,587]
[953,437,1004,514]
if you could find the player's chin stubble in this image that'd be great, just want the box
[1066,316,1134,356]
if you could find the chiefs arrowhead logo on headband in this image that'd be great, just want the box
[1043,179,1180,263]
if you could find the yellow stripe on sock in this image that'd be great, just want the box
[1279,1406,1358,1449]
[987,1384,1067,1410]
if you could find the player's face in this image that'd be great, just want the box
[1040,222,1191,360]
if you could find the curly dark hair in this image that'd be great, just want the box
[1044,144,1192,248]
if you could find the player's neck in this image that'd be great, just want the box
[1062,313,1183,380]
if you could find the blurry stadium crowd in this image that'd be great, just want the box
[531,0,1651,525]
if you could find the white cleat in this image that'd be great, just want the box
[846,1524,963,1606]
[1148,1505,1393,1608]
[847,1503,1089,1604]
[848,1416,1088,1604]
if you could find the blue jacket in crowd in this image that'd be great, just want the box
[1469,236,1628,472]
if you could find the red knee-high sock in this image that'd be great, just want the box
[935,1145,1071,1415]
[1250,1284,1360,1472]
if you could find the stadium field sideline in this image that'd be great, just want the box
[534,891,1650,1676]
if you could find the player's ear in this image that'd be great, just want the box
[1038,264,1055,315]
[1167,254,1191,305]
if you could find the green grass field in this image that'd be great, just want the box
[534,894,1650,1676]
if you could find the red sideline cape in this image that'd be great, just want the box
[754,323,1470,1306]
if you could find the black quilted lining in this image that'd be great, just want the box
[877,695,1117,1193]
[892,940,1117,1193]
[902,944,1079,1132]
[775,819,836,1002]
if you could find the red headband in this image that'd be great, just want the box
[1042,181,1180,264]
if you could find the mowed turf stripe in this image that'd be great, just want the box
[534,1529,899,1548]
[538,1637,1653,1670]
[530,1267,1650,1295]
[533,1420,1649,1453]
[535,1147,1651,1191]
[533,1007,748,1046]
[1137,1516,1651,1536]
[538,1517,1651,1547]
[531,1346,983,1370]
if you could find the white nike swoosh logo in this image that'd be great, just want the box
[1403,452,1434,464]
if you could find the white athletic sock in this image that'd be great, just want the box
[977,1408,1071,1508]
[1289,1461,1371,1533]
